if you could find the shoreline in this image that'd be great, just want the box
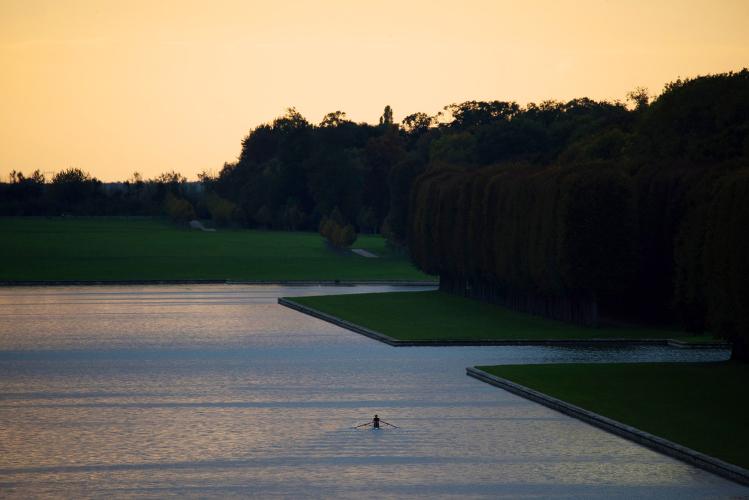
[0,279,439,287]
[277,297,730,348]
[466,367,749,487]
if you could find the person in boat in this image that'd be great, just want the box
[355,414,397,429]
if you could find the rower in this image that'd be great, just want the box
[354,415,398,429]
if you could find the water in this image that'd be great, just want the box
[0,285,744,498]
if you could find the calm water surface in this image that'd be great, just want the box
[0,285,744,498]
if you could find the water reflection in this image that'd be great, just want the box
[0,285,742,498]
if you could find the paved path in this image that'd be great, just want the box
[351,248,378,258]
[189,219,216,231]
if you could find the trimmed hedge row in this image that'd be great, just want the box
[408,162,749,358]
[409,162,634,325]
[674,167,749,359]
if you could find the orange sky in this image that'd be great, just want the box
[2,0,748,181]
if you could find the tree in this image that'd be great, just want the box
[239,124,278,165]
[205,193,237,226]
[307,148,365,222]
[429,132,477,164]
[254,205,273,227]
[273,107,310,133]
[52,167,92,184]
[444,100,520,130]
[319,207,358,248]
[129,171,143,184]
[402,112,433,135]
[626,86,650,111]
[280,199,306,230]
[356,206,377,233]
[1,169,46,215]
[164,193,196,223]
[321,111,351,128]
[51,168,100,212]
[634,69,749,162]
[363,131,405,225]
[153,171,186,184]
[379,105,394,126]
[382,156,426,247]
[9,169,45,185]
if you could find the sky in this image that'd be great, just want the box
[1,0,748,182]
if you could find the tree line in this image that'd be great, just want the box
[1,105,425,246]
[407,70,749,360]
[1,95,651,245]
[3,69,747,358]
[0,169,205,222]
[201,105,424,245]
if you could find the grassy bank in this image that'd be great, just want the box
[479,362,749,470]
[0,217,430,281]
[290,291,707,341]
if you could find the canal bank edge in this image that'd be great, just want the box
[279,297,403,345]
[277,297,730,348]
[466,366,749,487]
[0,279,438,287]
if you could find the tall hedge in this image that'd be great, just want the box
[409,160,749,359]
[704,169,749,359]
[409,163,634,325]
[407,71,749,359]
[674,165,749,359]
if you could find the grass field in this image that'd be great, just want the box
[290,291,708,341]
[479,362,749,470]
[0,217,430,281]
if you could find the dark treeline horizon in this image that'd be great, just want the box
[2,69,748,358]
[406,69,749,360]
[1,83,676,237]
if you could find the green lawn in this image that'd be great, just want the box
[290,291,705,341]
[0,217,430,281]
[479,362,749,470]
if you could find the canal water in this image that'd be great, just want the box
[0,285,744,498]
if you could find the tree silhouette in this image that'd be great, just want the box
[379,105,394,126]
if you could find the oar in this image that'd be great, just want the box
[353,422,372,429]
[380,420,399,428]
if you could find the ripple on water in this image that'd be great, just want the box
[0,285,742,498]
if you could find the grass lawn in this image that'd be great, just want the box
[479,362,749,470]
[0,217,430,281]
[290,291,707,341]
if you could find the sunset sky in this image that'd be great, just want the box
[2,0,748,181]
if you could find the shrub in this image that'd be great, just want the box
[205,193,237,227]
[319,208,358,248]
[164,193,196,223]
